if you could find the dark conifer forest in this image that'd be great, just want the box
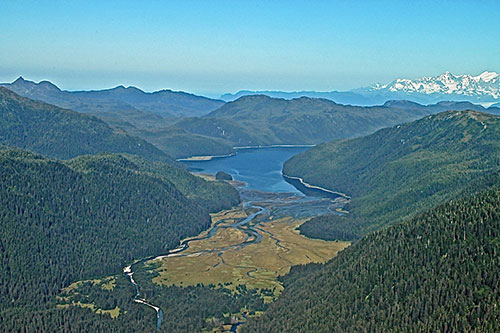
[0,147,240,331]
[285,110,500,240]
[244,186,500,332]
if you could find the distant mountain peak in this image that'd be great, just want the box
[14,76,26,83]
[236,94,275,102]
[38,80,60,91]
[8,77,60,92]
[382,100,423,108]
[10,76,34,89]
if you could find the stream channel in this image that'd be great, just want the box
[123,147,346,331]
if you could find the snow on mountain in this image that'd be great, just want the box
[369,71,500,99]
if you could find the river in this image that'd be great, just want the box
[123,196,270,330]
[124,147,345,331]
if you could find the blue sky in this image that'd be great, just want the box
[1,0,499,96]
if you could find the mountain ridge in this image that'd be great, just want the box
[0,87,170,161]
[1,77,225,118]
[283,109,500,240]
[368,71,499,96]
[222,71,500,106]
[165,94,500,158]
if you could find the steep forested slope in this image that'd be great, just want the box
[124,154,239,212]
[0,147,239,329]
[245,187,500,332]
[0,149,205,309]
[135,126,235,159]
[284,110,500,240]
[0,87,169,160]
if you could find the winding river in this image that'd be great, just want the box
[123,147,345,330]
[123,197,270,330]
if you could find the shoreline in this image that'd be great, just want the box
[177,144,315,162]
[233,144,315,149]
[176,152,237,162]
[282,173,351,199]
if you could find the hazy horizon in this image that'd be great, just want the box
[2,69,499,100]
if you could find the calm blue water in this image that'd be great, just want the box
[182,147,311,193]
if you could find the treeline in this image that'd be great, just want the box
[244,187,500,332]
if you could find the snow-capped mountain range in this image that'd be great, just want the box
[368,71,500,99]
[223,71,500,106]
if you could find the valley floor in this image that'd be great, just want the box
[57,187,349,330]
[149,204,349,302]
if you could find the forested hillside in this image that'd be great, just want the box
[135,126,235,159]
[179,95,433,146]
[5,80,498,160]
[0,87,169,160]
[244,186,500,332]
[284,110,500,240]
[0,79,236,159]
[133,97,497,158]
[0,147,239,330]
[201,95,499,145]
[124,154,239,212]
